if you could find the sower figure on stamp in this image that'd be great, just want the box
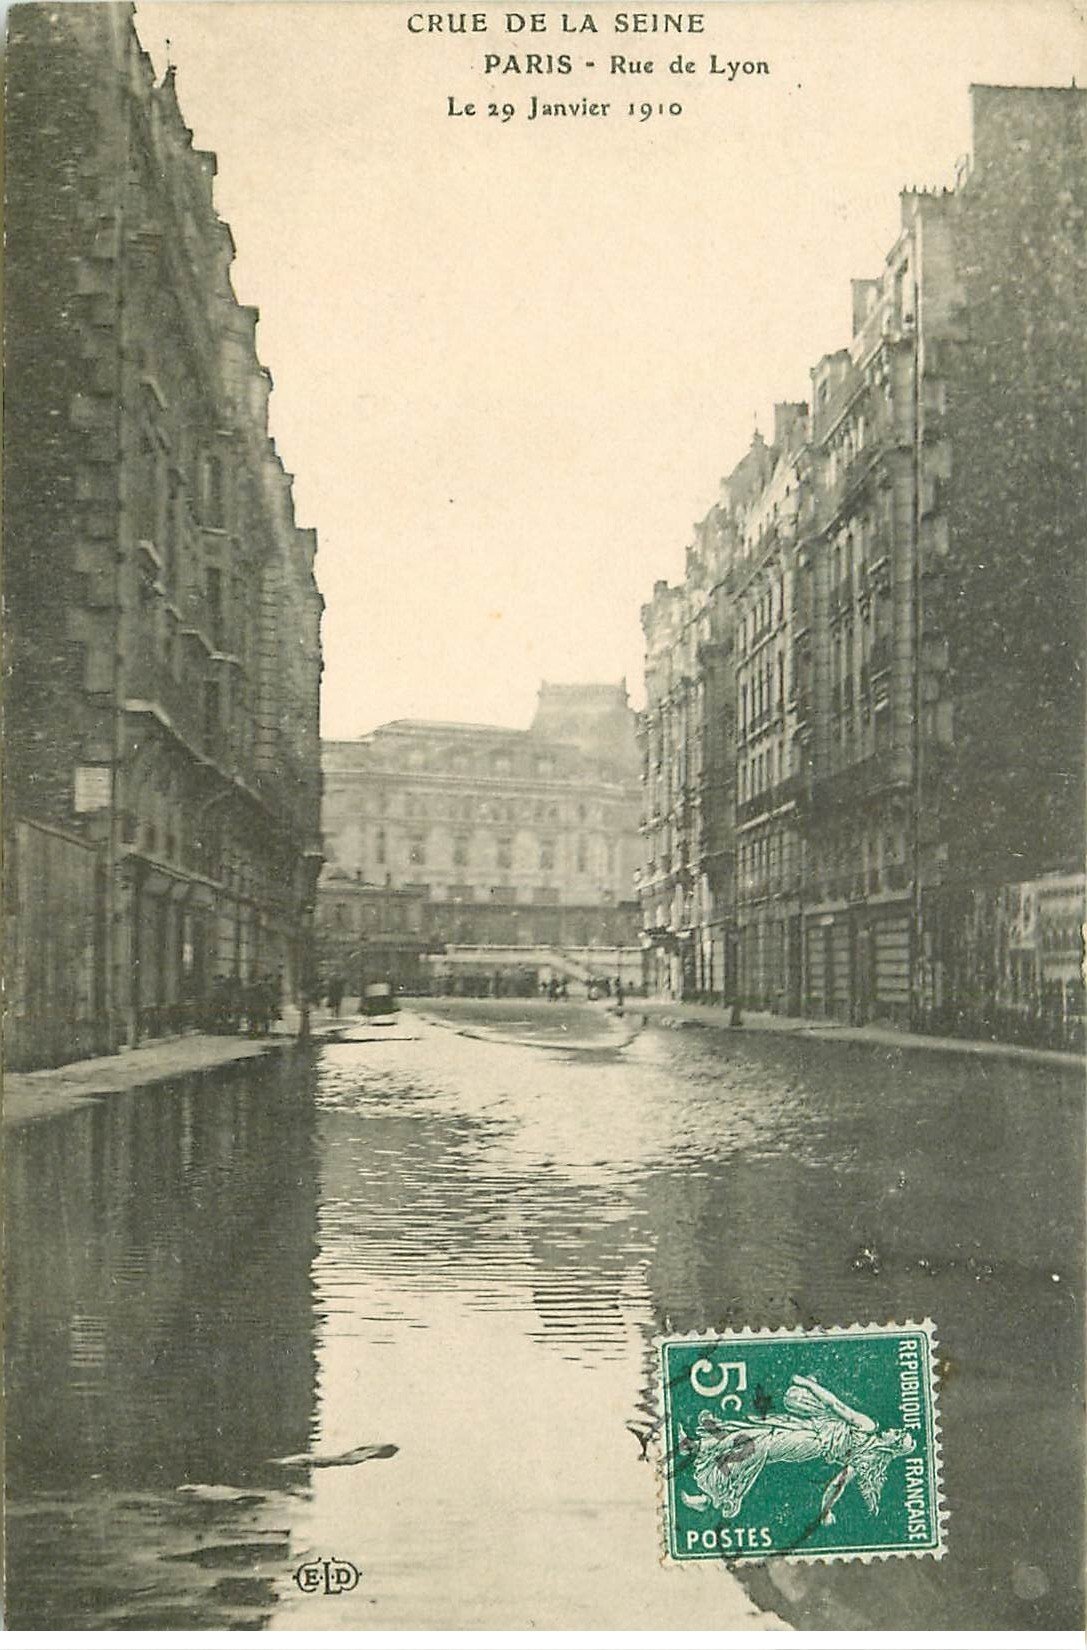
[679,1373,914,1526]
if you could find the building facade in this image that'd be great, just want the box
[638,84,1086,1044]
[4,5,323,1066]
[318,684,642,993]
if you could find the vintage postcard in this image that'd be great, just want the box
[3,0,1084,1637]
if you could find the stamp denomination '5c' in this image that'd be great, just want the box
[657,1321,945,1564]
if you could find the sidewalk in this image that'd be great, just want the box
[4,1009,356,1129]
[630,997,1086,1070]
[5,1033,290,1128]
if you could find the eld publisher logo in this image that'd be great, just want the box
[293,1557,361,1596]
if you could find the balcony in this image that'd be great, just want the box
[808,748,909,813]
[127,628,194,739]
[736,773,808,829]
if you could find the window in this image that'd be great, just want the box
[133,433,161,547]
[205,566,223,649]
[409,837,426,867]
[203,679,220,749]
[497,837,512,871]
[576,837,588,874]
[198,452,225,528]
[539,839,555,871]
[375,827,386,865]
[453,836,468,868]
[894,261,912,324]
[165,477,182,592]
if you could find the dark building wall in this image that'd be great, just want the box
[639,84,1086,1038]
[4,4,324,1061]
[4,3,127,825]
[939,86,1087,883]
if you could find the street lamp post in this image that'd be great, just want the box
[297,847,324,1042]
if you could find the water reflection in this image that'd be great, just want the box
[6,1057,320,1630]
[281,1023,1081,1630]
[5,1017,1083,1630]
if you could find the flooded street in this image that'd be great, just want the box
[6,1005,1083,1631]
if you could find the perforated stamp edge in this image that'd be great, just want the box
[652,1319,947,1567]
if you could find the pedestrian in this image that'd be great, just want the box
[225,971,244,1033]
[209,974,228,1034]
[615,976,625,1011]
[245,975,265,1037]
[266,972,282,1030]
[328,974,345,1016]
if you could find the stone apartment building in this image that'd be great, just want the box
[639,84,1086,1037]
[4,5,323,1065]
[318,684,642,993]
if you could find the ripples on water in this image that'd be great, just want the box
[5,1016,1083,1629]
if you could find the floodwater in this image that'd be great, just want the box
[5,1007,1083,1630]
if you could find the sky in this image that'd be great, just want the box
[133,0,1083,737]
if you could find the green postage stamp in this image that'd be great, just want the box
[658,1321,945,1564]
